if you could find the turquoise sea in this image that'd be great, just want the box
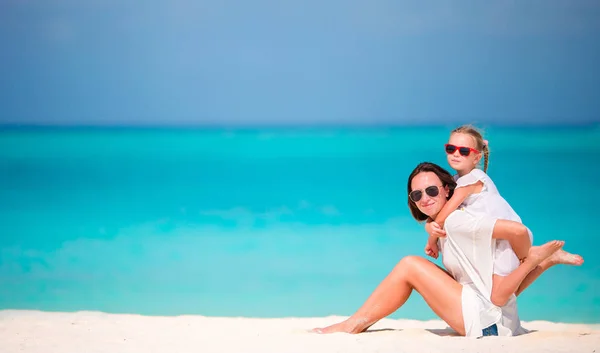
[1,125,599,324]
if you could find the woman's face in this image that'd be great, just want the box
[410,171,449,218]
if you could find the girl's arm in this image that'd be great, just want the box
[434,181,483,227]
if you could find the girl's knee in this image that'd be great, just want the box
[491,293,509,307]
[503,223,530,243]
[515,224,529,238]
[515,225,532,248]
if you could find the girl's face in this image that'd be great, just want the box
[445,132,482,176]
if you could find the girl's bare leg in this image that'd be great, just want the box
[515,249,584,296]
[491,220,532,260]
[489,221,565,306]
[312,256,466,336]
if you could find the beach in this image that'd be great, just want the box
[3,0,600,348]
[1,310,598,353]
[1,127,598,324]
[1,127,599,352]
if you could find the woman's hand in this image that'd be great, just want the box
[424,237,439,259]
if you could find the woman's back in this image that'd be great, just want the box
[440,207,527,337]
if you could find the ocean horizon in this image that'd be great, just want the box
[1,125,599,324]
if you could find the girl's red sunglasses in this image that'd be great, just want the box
[445,144,480,157]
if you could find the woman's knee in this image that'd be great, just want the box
[394,256,424,275]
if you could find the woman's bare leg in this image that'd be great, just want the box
[312,256,466,336]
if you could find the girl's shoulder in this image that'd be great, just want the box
[456,168,491,187]
[469,168,490,180]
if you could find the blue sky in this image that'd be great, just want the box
[1,0,599,126]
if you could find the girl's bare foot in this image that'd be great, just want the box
[524,240,564,268]
[544,249,584,266]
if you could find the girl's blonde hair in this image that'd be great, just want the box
[451,124,489,172]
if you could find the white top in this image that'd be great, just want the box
[454,169,532,276]
[440,208,527,337]
[454,169,522,223]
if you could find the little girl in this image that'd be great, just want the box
[421,125,583,306]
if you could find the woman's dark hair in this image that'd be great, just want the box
[407,162,457,222]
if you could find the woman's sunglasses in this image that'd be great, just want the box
[409,185,442,202]
[445,144,480,157]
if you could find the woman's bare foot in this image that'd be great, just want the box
[543,249,584,267]
[311,321,350,334]
[312,318,371,334]
[523,240,564,268]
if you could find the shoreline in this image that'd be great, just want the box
[2,310,599,353]
[2,309,599,327]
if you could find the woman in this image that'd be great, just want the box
[312,162,580,337]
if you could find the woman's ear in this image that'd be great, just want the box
[443,185,450,198]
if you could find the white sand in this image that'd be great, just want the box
[1,310,598,353]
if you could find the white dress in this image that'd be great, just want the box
[454,169,533,276]
[440,208,528,337]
